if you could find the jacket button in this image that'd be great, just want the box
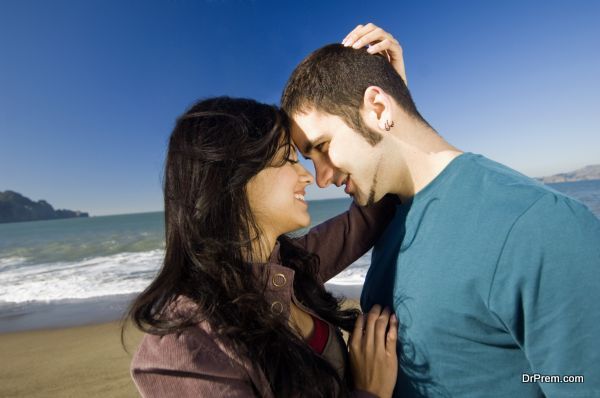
[271,301,284,315]
[272,273,287,287]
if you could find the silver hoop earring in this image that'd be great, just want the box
[385,120,394,131]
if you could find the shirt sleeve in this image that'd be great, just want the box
[291,194,398,283]
[488,192,600,397]
[131,331,260,398]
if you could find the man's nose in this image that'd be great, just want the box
[315,160,334,188]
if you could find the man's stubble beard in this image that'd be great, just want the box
[366,155,383,206]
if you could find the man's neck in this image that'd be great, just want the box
[384,121,463,201]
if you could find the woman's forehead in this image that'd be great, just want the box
[277,140,299,152]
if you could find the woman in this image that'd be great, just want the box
[126,25,405,398]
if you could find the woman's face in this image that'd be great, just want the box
[247,143,314,241]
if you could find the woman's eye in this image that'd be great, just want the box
[286,158,299,164]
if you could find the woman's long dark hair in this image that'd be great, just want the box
[123,97,360,397]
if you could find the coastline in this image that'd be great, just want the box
[0,297,360,398]
[0,293,138,334]
[0,284,361,334]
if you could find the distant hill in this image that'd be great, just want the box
[536,164,600,183]
[0,190,89,224]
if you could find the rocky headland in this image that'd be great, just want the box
[0,190,89,224]
[536,164,600,183]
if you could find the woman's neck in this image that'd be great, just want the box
[247,232,277,264]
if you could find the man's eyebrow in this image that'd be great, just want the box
[302,141,314,156]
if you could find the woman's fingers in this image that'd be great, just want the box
[342,23,377,47]
[374,306,391,352]
[363,304,382,349]
[352,27,389,50]
[387,313,398,354]
[366,38,397,54]
[342,24,361,46]
[341,22,407,86]
[349,304,399,398]
[351,305,398,354]
[350,313,365,348]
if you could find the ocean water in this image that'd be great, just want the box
[547,180,600,216]
[1,179,599,331]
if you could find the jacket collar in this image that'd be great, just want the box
[247,239,296,319]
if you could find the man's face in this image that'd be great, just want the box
[290,109,384,206]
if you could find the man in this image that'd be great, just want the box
[281,25,600,397]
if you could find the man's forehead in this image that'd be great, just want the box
[290,126,320,157]
[290,110,332,151]
[291,107,331,126]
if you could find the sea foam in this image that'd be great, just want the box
[0,249,371,305]
[0,250,163,304]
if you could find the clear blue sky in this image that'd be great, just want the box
[1,0,599,216]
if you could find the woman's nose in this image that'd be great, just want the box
[296,163,314,185]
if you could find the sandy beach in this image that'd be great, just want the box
[0,320,143,398]
[0,298,360,398]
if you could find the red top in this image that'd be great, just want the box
[307,314,329,354]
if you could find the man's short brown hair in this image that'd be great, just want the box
[281,44,425,146]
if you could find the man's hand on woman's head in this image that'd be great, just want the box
[342,23,407,86]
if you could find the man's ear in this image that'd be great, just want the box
[363,86,394,131]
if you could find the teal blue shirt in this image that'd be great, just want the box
[361,153,600,397]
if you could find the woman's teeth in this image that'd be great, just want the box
[294,193,305,202]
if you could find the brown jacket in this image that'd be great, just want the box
[131,196,398,397]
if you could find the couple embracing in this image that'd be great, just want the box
[127,24,600,398]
